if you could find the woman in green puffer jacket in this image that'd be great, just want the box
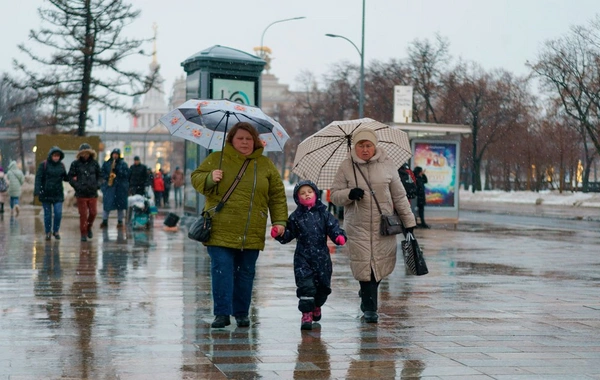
[191,122,288,329]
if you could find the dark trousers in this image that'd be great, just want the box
[296,275,332,313]
[207,246,259,317]
[77,198,97,235]
[163,187,170,205]
[359,271,380,312]
[417,204,426,224]
[153,191,163,207]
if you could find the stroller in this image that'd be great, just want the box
[128,194,156,230]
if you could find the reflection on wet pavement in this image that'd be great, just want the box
[1,206,600,379]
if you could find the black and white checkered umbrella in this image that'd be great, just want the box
[291,118,412,189]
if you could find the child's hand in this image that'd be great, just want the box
[335,235,346,245]
[270,226,278,238]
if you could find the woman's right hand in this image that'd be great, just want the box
[212,170,223,183]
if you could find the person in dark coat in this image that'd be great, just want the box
[100,148,129,228]
[34,146,69,240]
[273,180,347,330]
[413,166,430,228]
[68,143,101,241]
[128,156,149,196]
[162,169,172,207]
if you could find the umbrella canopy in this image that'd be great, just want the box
[292,118,412,189]
[158,99,290,152]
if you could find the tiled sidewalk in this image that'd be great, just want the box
[0,206,599,379]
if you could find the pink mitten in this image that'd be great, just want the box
[270,226,279,238]
[335,235,346,245]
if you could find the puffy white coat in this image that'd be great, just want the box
[330,148,417,282]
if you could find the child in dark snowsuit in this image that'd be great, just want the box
[272,180,347,330]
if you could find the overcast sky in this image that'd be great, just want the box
[1,0,598,130]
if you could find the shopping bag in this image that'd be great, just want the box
[402,232,428,276]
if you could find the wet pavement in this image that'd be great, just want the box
[1,199,600,380]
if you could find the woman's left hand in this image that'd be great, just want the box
[271,224,285,237]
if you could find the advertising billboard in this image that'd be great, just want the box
[412,141,458,208]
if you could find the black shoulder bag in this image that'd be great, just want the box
[188,159,251,242]
[354,163,403,236]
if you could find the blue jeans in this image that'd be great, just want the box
[207,246,259,317]
[42,202,63,234]
[10,196,19,209]
[174,186,183,206]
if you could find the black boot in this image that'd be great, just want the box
[211,315,231,328]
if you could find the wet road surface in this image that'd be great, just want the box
[1,201,600,379]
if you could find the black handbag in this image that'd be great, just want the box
[354,163,403,236]
[188,159,250,243]
[402,232,428,275]
[188,211,212,242]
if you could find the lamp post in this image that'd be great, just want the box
[326,0,365,118]
[259,16,306,59]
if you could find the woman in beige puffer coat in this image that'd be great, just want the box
[330,127,417,323]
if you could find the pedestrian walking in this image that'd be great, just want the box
[100,148,129,229]
[152,169,165,207]
[0,166,8,214]
[273,180,346,330]
[6,161,25,216]
[68,143,101,241]
[413,166,430,228]
[191,122,288,329]
[171,166,184,207]
[162,169,172,207]
[330,128,417,323]
[128,156,149,196]
[34,147,69,240]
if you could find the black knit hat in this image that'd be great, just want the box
[79,143,91,151]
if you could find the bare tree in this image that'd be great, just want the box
[529,16,600,190]
[365,59,411,122]
[407,34,450,123]
[11,0,158,136]
[443,63,529,192]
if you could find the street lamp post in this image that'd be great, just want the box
[259,16,306,59]
[326,0,366,118]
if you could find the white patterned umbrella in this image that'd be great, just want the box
[158,99,289,152]
[292,118,412,189]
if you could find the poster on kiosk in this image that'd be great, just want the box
[410,140,460,221]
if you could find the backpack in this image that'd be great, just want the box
[0,177,8,192]
[398,167,417,199]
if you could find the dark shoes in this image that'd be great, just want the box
[87,229,93,239]
[364,311,379,323]
[117,221,124,229]
[45,233,51,241]
[418,223,431,229]
[100,220,108,228]
[235,316,250,327]
[312,307,322,322]
[211,315,231,328]
[81,235,88,242]
[53,233,60,240]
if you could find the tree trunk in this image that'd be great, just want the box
[78,0,94,136]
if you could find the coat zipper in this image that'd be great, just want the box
[241,160,258,251]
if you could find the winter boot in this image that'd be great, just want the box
[211,315,231,328]
[301,312,313,330]
[312,307,322,322]
[100,220,108,228]
[364,311,379,323]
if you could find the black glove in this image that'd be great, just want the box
[405,227,414,235]
[348,187,365,201]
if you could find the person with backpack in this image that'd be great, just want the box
[68,143,101,241]
[34,147,69,240]
[398,163,417,200]
[0,166,8,214]
[6,160,25,216]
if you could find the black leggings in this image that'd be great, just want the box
[359,271,380,311]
